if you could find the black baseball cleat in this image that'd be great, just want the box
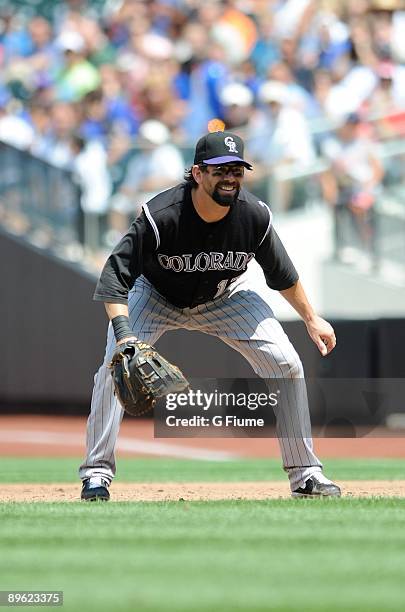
[292,474,341,498]
[81,478,110,502]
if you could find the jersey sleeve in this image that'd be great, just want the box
[255,225,299,291]
[93,212,152,303]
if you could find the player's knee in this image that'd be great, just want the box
[284,360,304,378]
[279,350,304,378]
[255,346,304,379]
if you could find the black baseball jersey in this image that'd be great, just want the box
[94,182,299,308]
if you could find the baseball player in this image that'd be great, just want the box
[80,130,341,500]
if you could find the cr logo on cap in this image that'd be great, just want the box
[224,136,238,153]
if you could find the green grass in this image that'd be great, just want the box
[0,500,405,611]
[1,457,404,611]
[0,456,404,483]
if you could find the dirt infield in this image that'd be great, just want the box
[2,481,405,502]
[1,415,405,459]
[2,415,405,502]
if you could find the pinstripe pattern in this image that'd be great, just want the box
[79,274,323,491]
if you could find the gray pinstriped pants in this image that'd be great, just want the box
[79,274,323,491]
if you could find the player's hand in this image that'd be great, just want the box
[305,316,336,356]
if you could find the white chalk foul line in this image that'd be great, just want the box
[0,430,239,461]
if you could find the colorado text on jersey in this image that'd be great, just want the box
[157,251,255,273]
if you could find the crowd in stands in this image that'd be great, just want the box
[0,0,404,257]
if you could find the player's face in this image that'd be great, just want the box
[201,164,245,207]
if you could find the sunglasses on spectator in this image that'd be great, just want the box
[200,165,245,178]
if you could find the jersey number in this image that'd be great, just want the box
[213,279,231,299]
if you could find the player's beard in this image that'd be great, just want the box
[211,183,240,207]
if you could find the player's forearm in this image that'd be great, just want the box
[279,280,317,323]
[104,302,129,321]
[104,302,137,343]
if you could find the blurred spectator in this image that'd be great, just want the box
[268,61,318,117]
[70,133,112,251]
[210,0,258,65]
[316,11,351,71]
[250,15,281,77]
[148,0,188,38]
[366,61,405,137]
[248,80,316,168]
[55,30,100,101]
[0,97,33,149]
[219,82,254,130]
[20,17,57,93]
[181,39,230,138]
[272,0,316,41]
[311,68,334,120]
[52,0,101,27]
[322,63,376,120]
[320,113,384,266]
[0,10,32,61]
[2,17,55,103]
[234,58,262,98]
[28,100,52,153]
[33,100,79,166]
[71,134,112,217]
[247,80,316,210]
[0,102,34,149]
[80,87,139,144]
[108,119,184,241]
[83,20,117,68]
[139,65,187,133]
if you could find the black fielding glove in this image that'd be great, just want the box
[109,340,189,416]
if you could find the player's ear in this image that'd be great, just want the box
[192,164,204,185]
